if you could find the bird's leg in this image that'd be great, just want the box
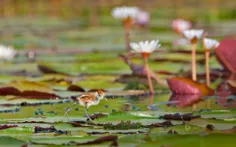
[84,105,93,122]
[64,102,77,121]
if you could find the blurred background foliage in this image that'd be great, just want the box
[0,0,235,50]
[0,0,236,22]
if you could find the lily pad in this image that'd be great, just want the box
[167,77,214,95]
[189,118,236,130]
[215,39,236,73]
[0,136,26,147]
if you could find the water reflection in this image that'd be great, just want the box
[124,90,235,113]
[215,76,236,108]
[227,74,236,95]
[168,94,202,107]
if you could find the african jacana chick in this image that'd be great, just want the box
[65,90,107,122]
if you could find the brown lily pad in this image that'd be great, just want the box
[0,81,59,99]
[0,125,18,130]
[86,113,108,121]
[38,64,69,75]
[160,113,201,121]
[148,120,173,128]
[67,85,85,92]
[215,39,236,73]
[167,77,214,95]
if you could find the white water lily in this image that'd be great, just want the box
[0,45,16,60]
[172,19,192,34]
[130,40,161,53]
[112,6,139,20]
[183,29,204,41]
[203,38,220,50]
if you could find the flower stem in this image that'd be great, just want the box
[125,28,130,52]
[191,43,197,81]
[144,57,154,94]
[205,51,210,87]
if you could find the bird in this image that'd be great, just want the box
[64,89,107,121]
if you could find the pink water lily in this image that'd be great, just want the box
[172,19,192,35]
[136,11,150,27]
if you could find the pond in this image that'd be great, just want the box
[0,13,236,146]
[0,51,235,147]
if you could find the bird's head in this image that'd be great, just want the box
[95,89,107,101]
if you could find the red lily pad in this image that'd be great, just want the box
[167,77,214,95]
[215,39,236,73]
[0,125,18,130]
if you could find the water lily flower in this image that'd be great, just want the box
[183,29,204,81]
[112,6,139,21]
[130,40,161,94]
[172,19,192,35]
[203,38,220,87]
[0,44,16,60]
[203,38,220,50]
[112,6,139,52]
[183,29,204,44]
[136,11,150,28]
[130,40,161,54]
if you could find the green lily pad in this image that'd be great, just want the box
[0,136,26,147]
[189,118,236,130]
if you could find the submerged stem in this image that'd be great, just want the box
[144,57,154,94]
[125,28,130,52]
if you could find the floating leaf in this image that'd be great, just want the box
[215,39,236,73]
[38,64,69,75]
[0,136,26,147]
[67,85,85,92]
[0,81,59,99]
[167,77,214,95]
